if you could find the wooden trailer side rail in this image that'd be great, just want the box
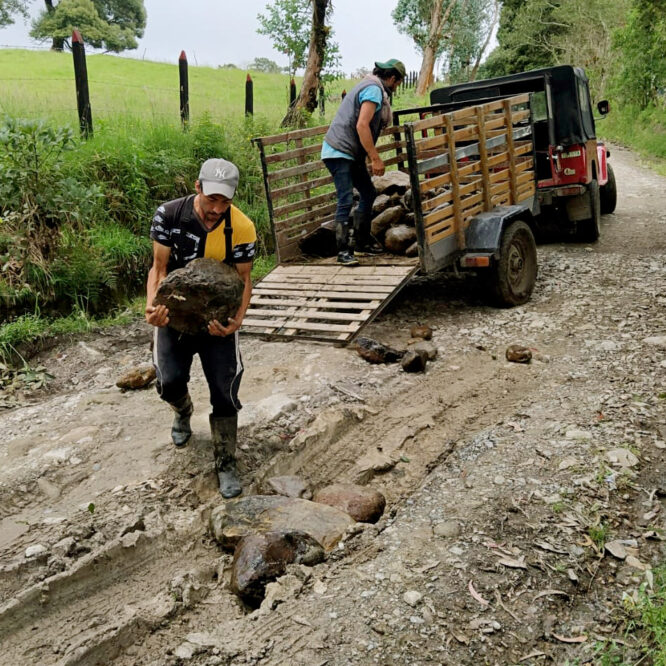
[252,124,411,263]
[403,93,536,271]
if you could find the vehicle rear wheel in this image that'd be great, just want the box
[489,220,538,307]
[576,179,601,242]
[600,164,617,215]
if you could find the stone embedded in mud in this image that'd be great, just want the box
[115,364,156,391]
[230,530,325,604]
[372,170,411,195]
[384,225,417,255]
[372,194,392,216]
[209,495,354,552]
[505,345,532,363]
[260,475,312,499]
[355,337,404,364]
[401,349,428,373]
[410,324,433,340]
[371,205,404,239]
[313,483,386,523]
[153,257,244,336]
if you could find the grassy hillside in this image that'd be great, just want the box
[0,49,306,126]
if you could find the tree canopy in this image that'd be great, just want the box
[0,0,29,27]
[30,0,146,52]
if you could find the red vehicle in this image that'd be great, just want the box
[429,65,617,241]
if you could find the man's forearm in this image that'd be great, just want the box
[358,124,379,160]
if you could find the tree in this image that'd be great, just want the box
[257,0,311,78]
[0,0,29,28]
[31,0,146,52]
[281,0,334,127]
[440,0,499,84]
[392,0,464,95]
[612,0,666,108]
[248,57,282,73]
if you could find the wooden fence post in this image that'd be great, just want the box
[245,74,253,116]
[179,50,189,129]
[71,29,93,138]
[290,78,296,106]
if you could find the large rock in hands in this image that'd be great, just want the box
[154,258,243,335]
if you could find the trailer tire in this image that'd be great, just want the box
[576,179,601,242]
[489,220,537,307]
[600,164,617,215]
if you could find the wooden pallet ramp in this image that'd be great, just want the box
[243,262,419,343]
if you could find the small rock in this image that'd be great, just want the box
[401,350,428,373]
[52,537,76,557]
[607,448,639,468]
[605,540,628,560]
[254,395,298,422]
[433,521,460,538]
[384,225,417,255]
[410,324,433,340]
[230,530,325,605]
[372,170,411,195]
[412,341,438,360]
[371,206,404,238]
[506,345,532,363]
[261,476,311,499]
[37,477,61,499]
[313,483,386,523]
[116,364,156,391]
[643,335,666,349]
[403,590,423,607]
[25,544,48,558]
[355,337,404,364]
[405,241,419,257]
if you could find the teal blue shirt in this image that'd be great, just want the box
[321,85,383,160]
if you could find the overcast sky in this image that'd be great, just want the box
[0,0,427,74]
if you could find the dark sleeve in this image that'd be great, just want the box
[230,241,256,264]
[150,202,173,247]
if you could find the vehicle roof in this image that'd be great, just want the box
[430,65,596,146]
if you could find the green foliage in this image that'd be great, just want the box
[257,0,342,82]
[612,0,666,109]
[392,0,455,58]
[0,0,28,27]
[257,0,311,78]
[593,564,666,665]
[31,0,146,52]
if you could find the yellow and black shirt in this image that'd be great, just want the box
[150,195,256,273]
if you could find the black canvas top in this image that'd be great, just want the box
[430,65,597,147]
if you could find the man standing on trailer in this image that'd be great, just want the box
[322,59,406,266]
[144,158,256,499]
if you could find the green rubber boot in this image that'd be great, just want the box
[210,414,242,498]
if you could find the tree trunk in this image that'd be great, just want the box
[470,0,500,81]
[281,0,329,127]
[44,0,65,51]
[415,0,457,96]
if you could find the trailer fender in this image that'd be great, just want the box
[464,204,534,257]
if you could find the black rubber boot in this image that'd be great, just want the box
[210,414,242,498]
[170,394,193,448]
[335,217,359,266]
[353,210,383,255]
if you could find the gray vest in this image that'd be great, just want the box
[324,77,390,160]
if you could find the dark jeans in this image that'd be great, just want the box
[324,158,376,251]
[153,326,243,417]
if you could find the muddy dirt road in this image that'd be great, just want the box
[0,146,664,666]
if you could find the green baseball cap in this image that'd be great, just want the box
[375,59,406,79]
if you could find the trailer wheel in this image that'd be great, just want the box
[576,179,601,242]
[600,164,617,215]
[489,220,537,307]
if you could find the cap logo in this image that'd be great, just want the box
[215,168,225,178]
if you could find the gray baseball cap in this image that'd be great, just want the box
[198,158,239,198]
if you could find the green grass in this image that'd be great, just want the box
[599,102,666,176]
[592,564,666,665]
[0,49,428,127]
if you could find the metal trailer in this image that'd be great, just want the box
[243,93,538,344]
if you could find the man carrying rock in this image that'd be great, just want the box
[144,158,256,498]
[321,59,405,266]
